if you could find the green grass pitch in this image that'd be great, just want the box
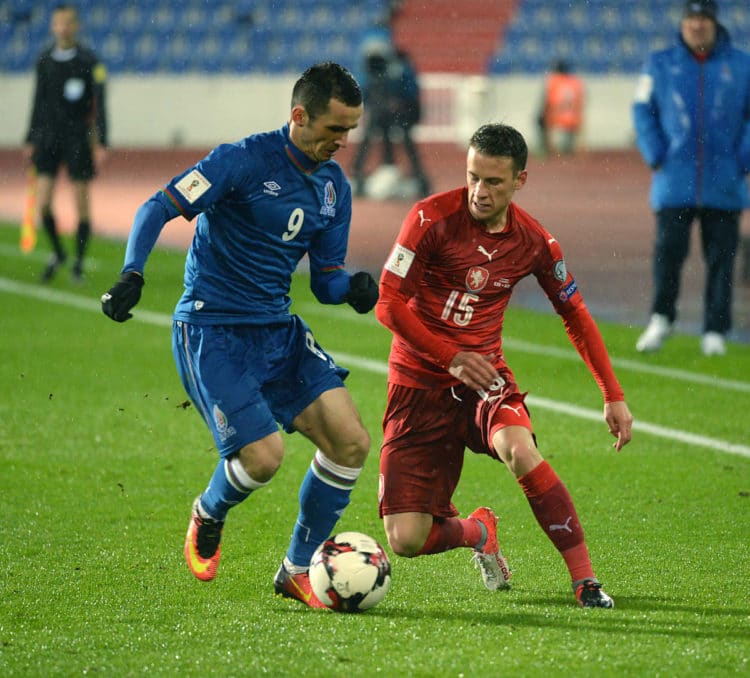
[0,224,748,676]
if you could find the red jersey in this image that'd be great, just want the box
[375,188,624,402]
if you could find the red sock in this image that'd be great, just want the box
[416,517,483,555]
[518,460,594,582]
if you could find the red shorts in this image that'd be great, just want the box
[379,379,532,518]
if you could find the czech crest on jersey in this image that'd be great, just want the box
[466,266,489,292]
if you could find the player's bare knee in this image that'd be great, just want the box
[237,443,284,483]
[328,426,370,468]
[384,523,425,558]
[506,443,543,477]
[386,534,422,558]
[349,426,371,465]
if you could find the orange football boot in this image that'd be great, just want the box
[184,497,224,581]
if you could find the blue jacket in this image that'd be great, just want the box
[632,25,750,210]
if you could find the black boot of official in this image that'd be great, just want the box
[71,219,91,283]
[40,210,66,283]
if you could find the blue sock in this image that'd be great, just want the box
[286,450,362,569]
[199,455,268,521]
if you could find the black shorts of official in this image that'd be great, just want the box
[33,136,95,181]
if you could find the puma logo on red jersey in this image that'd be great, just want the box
[477,245,498,261]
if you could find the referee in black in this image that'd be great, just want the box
[23,4,108,283]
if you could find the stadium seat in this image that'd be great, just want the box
[148,4,176,32]
[113,5,145,38]
[99,33,129,72]
[131,33,161,73]
[86,4,113,32]
[8,0,743,75]
[3,0,394,74]
[2,32,33,72]
[491,0,749,75]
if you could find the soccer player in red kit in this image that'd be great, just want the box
[375,123,633,608]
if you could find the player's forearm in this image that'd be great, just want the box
[122,193,178,274]
[562,304,624,403]
[375,295,456,369]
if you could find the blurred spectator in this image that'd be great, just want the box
[536,60,585,156]
[633,0,750,356]
[23,4,108,283]
[352,44,431,199]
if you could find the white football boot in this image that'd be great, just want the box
[635,313,672,353]
[701,332,726,356]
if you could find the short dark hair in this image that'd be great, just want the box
[469,124,528,173]
[54,4,79,16]
[291,62,362,120]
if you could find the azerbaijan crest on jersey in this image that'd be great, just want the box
[320,180,337,217]
[212,403,236,442]
[466,266,489,292]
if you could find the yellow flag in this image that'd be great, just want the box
[20,167,37,253]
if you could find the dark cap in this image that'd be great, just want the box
[683,0,718,20]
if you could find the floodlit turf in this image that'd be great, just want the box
[1,224,748,676]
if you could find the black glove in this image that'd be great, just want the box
[345,271,379,314]
[101,271,144,322]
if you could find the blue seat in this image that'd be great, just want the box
[503,0,749,75]
[487,56,512,76]
[86,5,113,31]
[7,0,747,75]
[182,3,210,32]
[99,34,129,72]
[113,5,146,38]
[129,33,163,73]
[616,52,647,74]
[1,30,36,72]
[0,23,13,45]
[10,0,36,11]
[148,4,176,32]
[503,22,529,44]
[162,35,192,73]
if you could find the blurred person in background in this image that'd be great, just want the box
[23,3,108,283]
[536,59,585,156]
[101,62,379,608]
[352,43,431,199]
[633,0,750,356]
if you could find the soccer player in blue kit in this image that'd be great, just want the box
[101,62,379,608]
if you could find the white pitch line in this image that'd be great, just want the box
[1,275,748,459]
[523,395,750,458]
[0,242,102,268]
[0,276,172,326]
[296,302,750,394]
[500,338,750,395]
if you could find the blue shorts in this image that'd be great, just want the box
[172,316,349,457]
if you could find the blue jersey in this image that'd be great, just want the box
[124,124,353,325]
[632,25,750,210]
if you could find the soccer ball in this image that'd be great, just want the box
[309,531,392,613]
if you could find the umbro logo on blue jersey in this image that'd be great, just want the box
[263,181,281,196]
